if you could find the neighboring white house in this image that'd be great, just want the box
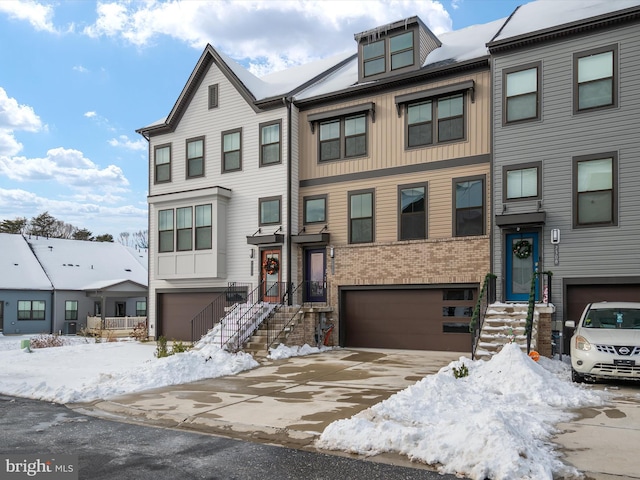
[0,233,148,335]
[136,44,353,341]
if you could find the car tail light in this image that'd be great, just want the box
[575,335,591,351]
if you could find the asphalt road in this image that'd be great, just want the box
[0,395,464,480]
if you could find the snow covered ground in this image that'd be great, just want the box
[0,333,610,480]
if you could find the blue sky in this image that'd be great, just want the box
[0,0,524,239]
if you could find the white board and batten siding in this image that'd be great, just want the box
[147,59,292,332]
[492,21,640,321]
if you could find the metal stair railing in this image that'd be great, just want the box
[525,270,553,353]
[469,273,497,360]
[190,282,251,342]
[266,280,307,350]
[219,281,288,352]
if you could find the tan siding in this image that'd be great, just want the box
[299,70,491,181]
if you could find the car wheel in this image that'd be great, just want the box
[571,368,586,383]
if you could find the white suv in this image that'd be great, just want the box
[567,302,640,382]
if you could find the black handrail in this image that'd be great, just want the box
[190,282,251,342]
[469,273,496,360]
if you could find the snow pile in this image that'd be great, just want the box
[0,337,257,404]
[267,343,333,360]
[317,343,607,480]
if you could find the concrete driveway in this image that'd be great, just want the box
[71,348,640,479]
[73,348,464,470]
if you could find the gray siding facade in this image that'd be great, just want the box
[491,20,640,328]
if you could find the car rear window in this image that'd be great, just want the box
[583,308,640,329]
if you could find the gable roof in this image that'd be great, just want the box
[136,44,354,137]
[488,0,640,52]
[0,233,52,290]
[26,236,148,291]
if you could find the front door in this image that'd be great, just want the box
[305,248,326,302]
[505,232,539,302]
[261,248,281,302]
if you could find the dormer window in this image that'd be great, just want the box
[355,16,440,83]
[390,32,414,70]
[363,40,385,76]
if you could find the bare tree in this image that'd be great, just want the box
[133,230,148,249]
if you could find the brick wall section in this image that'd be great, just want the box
[534,306,554,358]
[316,236,491,346]
[280,310,336,347]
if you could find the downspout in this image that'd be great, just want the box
[284,96,293,306]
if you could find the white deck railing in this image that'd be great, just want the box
[87,315,147,330]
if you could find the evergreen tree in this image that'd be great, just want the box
[0,217,27,234]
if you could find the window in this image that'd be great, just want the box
[454,177,484,237]
[176,207,192,251]
[349,189,374,243]
[259,196,281,225]
[115,302,126,317]
[260,121,281,166]
[222,128,241,172]
[574,45,617,112]
[573,152,617,227]
[304,195,327,224]
[18,300,45,320]
[504,163,541,201]
[363,40,385,77]
[186,137,204,178]
[319,115,367,161]
[504,63,540,123]
[158,209,174,252]
[398,184,426,240]
[208,84,218,109]
[94,301,101,316]
[154,144,171,183]
[195,204,212,250]
[65,300,78,321]
[390,31,413,71]
[407,94,464,147]
[136,301,147,317]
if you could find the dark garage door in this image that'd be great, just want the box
[158,291,225,341]
[341,288,475,352]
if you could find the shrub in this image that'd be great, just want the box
[30,334,65,349]
[170,340,191,355]
[155,336,169,358]
[452,364,469,379]
[130,322,149,342]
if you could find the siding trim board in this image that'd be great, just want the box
[394,80,475,116]
[300,154,490,187]
[307,102,375,132]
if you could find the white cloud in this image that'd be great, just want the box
[451,0,463,10]
[0,87,44,156]
[73,65,89,73]
[82,0,452,74]
[84,111,97,118]
[108,135,147,151]
[0,147,129,190]
[0,0,57,33]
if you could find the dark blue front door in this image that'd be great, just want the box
[505,232,539,302]
[305,248,326,302]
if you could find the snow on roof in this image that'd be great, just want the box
[0,233,52,290]
[295,18,505,102]
[425,18,506,66]
[494,0,640,42]
[26,237,148,291]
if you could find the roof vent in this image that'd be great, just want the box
[125,268,132,272]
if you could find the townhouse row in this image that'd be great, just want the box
[136,0,640,353]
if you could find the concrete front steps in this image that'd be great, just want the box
[243,305,305,358]
[474,303,539,361]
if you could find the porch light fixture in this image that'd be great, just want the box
[330,246,334,258]
[551,229,560,244]
[249,249,254,259]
